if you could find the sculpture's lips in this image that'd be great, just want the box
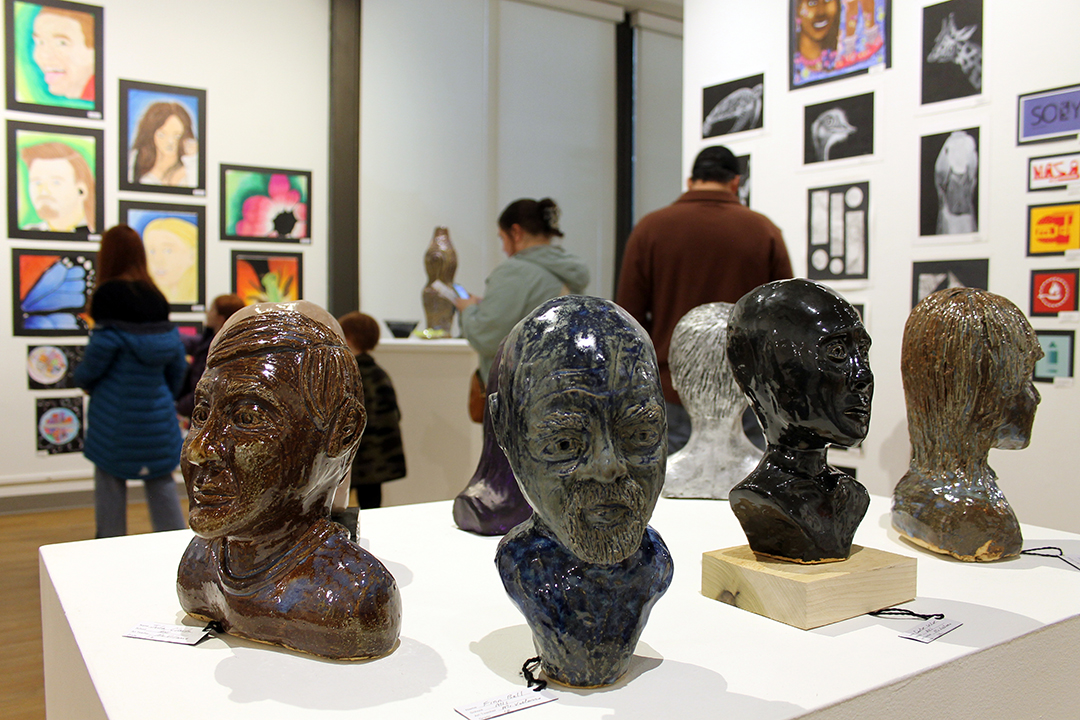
[844,406,870,420]
[583,503,631,527]
[192,478,235,507]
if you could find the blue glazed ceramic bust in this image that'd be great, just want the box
[490,296,673,688]
[726,279,873,564]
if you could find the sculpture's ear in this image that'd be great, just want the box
[327,399,366,458]
[488,391,508,449]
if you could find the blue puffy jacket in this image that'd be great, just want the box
[74,320,187,480]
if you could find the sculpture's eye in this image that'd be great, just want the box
[619,406,663,454]
[825,341,848,362]
[190,403,210,427]
[232,403,266,429]
[542,435,581,461]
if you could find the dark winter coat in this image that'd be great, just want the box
[350,353,406,488]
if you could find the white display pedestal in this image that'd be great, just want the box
[41,496,1080,719]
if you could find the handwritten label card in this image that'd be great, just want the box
[124,622,212,645]
[900,618,962,643]
[455,689,557,720]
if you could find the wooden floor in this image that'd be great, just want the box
[0,500,187,720]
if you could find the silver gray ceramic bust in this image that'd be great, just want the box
[491,296,673,688]
[664,302,761,499]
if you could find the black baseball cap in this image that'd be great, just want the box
[691,145,740,181]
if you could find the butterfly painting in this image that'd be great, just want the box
[13,248,96,336]
[231,251,303,305]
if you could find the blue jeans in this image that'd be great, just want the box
[94,466,187,538]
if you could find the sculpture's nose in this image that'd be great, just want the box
[580,435,628,484]
[184,425,222,466]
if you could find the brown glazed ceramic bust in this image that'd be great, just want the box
[176,301,402,659]
[893,288,1042,562]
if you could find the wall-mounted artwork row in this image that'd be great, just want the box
[5,0,103,118]
[231,251,302,305]
[702,74,763,139]
[7,120,102,240]
[911,258,987,308]
[804,92,873,164]
[921,0,982,105]
[1028,152,1080,192]
[27,343,83,389]
[119,200,205,311]
[36,396,83,454]
[119,79,205,194]
[1027,202,1080,256]
[12,247,95,336]
[920,127,979,238]
[807,181,868,281]
[221,164,311,242]
[790,0,890,90]
[1030,269,1078,317]
[1018,83,1080,145]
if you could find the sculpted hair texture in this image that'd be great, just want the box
[902,288,1040,469]
[670,303,741,419]
[21,142,96,231]
[498,198,565,238]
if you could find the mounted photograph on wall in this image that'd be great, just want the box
[921,0,982,105]
[1027,202,1080,256]
[119,79,205,194]
[701,74,763,139]
[5,0,103,118]
[790,0,890,90]
[911,258,988,308]
[12,248,95,335]
[220,164,311,242]
[1034,330,1074,383]
[920,128,979,237]
[231,251,303,305]
[119,200,205,311]
[1018,84,1080,145]
[1030,268,1079,317]
[36,396,83,454]
[804,92,874,164]
[735,154,751,207]
[807,181,869,281]
[7,120,102,240]
[1028,152,1080,192]
[27,343,83,389]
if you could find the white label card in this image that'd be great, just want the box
[124,622,212,645]
[900,618,962,643]
[455,689,557,720]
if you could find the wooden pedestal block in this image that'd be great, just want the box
[701,544,917,630]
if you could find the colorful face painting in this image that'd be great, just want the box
[12,248,95,336]
[36,396,84,453]
[6,0,104,118]
[231,252,303,305]
[118,80,206,194]
[790,0,890,90]
[27,343,83,389]
[120,201,205,311]
[221,165,311,242]
[8,120,103,240]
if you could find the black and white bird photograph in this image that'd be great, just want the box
[803,92,874,164]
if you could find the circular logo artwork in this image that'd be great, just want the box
[27,346,68,385]
[1037,276,1071,310]
[39,407,80,446]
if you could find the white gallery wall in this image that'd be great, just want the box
[0,0,330,496]
[684,0,1079,533]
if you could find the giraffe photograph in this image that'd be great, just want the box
[921,0,983,105]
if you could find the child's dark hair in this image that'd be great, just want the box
[338,312,381,354]
[497,198,564,238]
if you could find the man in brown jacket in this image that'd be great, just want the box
[615,145,793,452]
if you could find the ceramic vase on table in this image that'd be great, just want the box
[418,226,457,339]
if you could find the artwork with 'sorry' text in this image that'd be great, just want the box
[1018,84,1080,145]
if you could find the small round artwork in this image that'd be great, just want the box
[27,346,68,385]
[812,249,829,270]
[845,185,864,208]
[829,257,845,275]
[38,407,80,446]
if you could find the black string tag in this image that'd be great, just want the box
[869,607,945,621]
[203,620,225,635]
[521,656,547,692]
[1021,546,1080,572]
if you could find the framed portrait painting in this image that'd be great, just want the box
[120,200,205,311]
[790,0,890,90]
[231,251,303,305]
[119,80,206,195]
[7,120,103,240]
[221,164,311,242]
[12,247,95,336]
[5,0,103,118]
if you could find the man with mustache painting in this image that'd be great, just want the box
[491,296,673,688]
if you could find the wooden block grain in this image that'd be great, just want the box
[701,544,917,630]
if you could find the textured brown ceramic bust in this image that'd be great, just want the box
[893,288,1042,562]
[176,301,402,659]
[420,226,457,338]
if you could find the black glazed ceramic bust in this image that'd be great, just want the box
[725,279,872,564]
[893,288,1042,562]
[491,296,673,688]
[453,341,532,535]
[176,301,401,660]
